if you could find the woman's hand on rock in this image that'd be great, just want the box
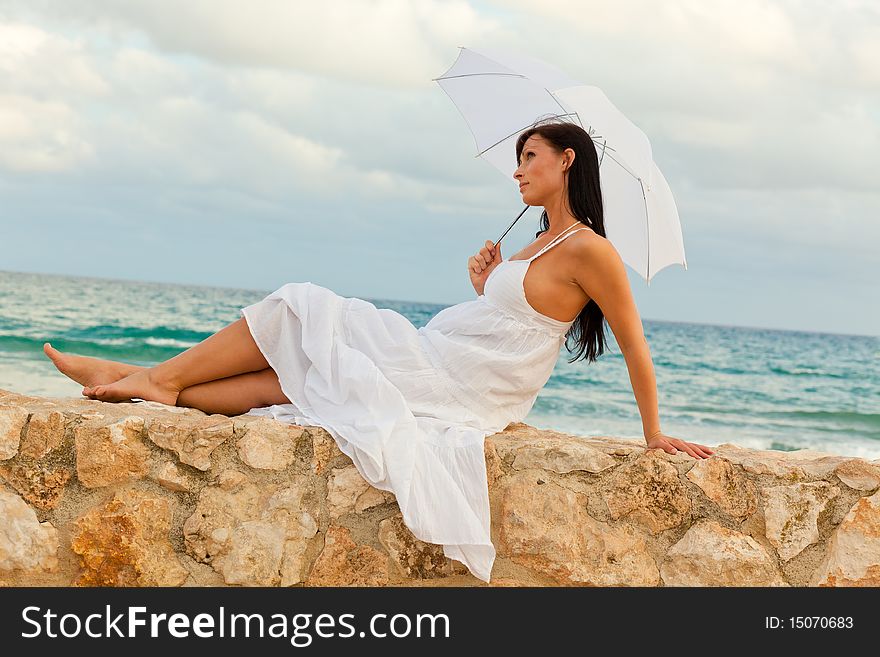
[646,432,714,459]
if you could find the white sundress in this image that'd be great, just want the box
[240,222,591,583]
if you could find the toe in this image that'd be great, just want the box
[44,343,64,366]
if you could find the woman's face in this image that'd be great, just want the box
[513,134,568,207]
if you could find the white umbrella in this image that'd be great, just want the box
[432,46,687,285]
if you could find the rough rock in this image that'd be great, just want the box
[0,461,71,510]
[497,469,659,585]
[833,459,880,491]
[20,409,66,459]
[2,388,879,587]
[71,488,187,586]
[310,431,345,475]
[512,437,616,474]
[686,456,758,520]
[182,471,319,586]
[235,417,306,470]
[712,443,850,479]
[304,525,390,586]
[146,414,233,471]
[0,489,59,575]
[149,460,194,493]
[603,450,691,534]
[327,464,395,518]
[378,513,468,579]
[74,416,152,487]
[811,489,880,586]
[761,481,839,561]
[0,406,29,460]
[661,519,786,586]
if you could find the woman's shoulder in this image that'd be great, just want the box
[567,225,607,252]
[563,227,620,270]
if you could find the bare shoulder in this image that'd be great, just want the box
[566,229,626,293]
[567,227,618,263]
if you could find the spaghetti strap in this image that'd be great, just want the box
[526,223,591,262]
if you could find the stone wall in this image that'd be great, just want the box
[1,388,878,586]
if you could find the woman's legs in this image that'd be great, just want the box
[175,368,291,416]
[81,317,270,405]
[47,344,289,415]
[45,328,292,414]
[43,343,290,415]
[43,343,142,388]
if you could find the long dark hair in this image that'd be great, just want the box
[515,120,608,363]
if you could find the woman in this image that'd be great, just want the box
[43,120,712,583]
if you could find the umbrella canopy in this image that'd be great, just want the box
[433,46,687,284]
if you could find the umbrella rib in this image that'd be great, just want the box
[599,148,641,182]
[584,133,616,168]
[431,73,527,81]
[596,138,606,167]
[547,89,583,130]
[475,113,581,157]
[595,137,617,154]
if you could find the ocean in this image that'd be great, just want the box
[2,269,878,459]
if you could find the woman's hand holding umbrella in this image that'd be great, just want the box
[468,240,503,296]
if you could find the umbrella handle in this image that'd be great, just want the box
[494,204,530,249]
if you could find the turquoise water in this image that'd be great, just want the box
[2,269,878,459]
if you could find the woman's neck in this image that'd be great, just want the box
[544,215,581,237]
[543,202,580,236]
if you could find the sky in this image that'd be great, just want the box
[0,0,877,337]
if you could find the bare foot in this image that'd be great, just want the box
[43,342,143,388]
[83,368,181,406]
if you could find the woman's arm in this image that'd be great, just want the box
[570,237,659,442]
[620,336,661,440]
[571,237,712,459]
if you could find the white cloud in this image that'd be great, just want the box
[0,21,108,97]
[0,94,94,172]
[0,0,876,336]
[0,22,104,171]
[0,0,525,207]
[108,47,190,98]
[850,25,880,86]
[3,0,507,88]
[482,0,879,195]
